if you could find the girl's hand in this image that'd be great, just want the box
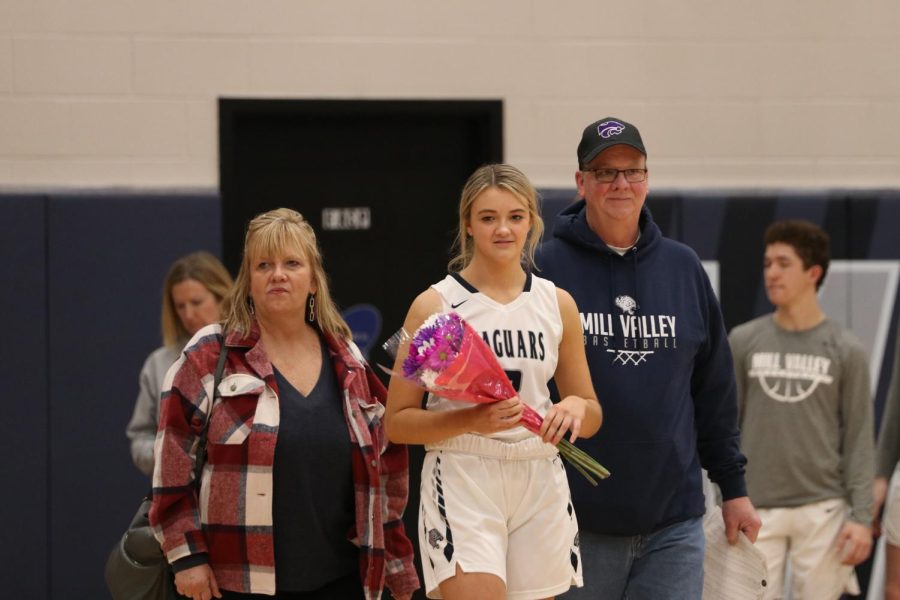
[540,396,586,445]
[469,397,523,434]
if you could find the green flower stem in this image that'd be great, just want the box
[564,452,599,486]
[557,438,611,481]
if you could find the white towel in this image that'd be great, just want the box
[703,505,769,600]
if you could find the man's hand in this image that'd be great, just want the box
[722,496,762,544]
[835,521,873,566]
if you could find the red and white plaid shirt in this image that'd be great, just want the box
[150,323,419,598]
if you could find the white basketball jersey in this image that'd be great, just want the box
[427,272,562,442]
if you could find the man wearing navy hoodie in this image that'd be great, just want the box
[536,117,761,599]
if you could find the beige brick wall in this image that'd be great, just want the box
[1,0,899,189]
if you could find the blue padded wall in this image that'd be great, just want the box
[0,195,49,598]
[0,187,896,598]
[41,192,220,599]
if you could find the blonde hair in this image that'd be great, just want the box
[448,163,544,272]
[161,251,234,348]
[222,207,352,340]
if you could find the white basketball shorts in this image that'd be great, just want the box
[419,433,583,599]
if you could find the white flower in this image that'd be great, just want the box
[419,313,442,330]
[417,338,435,356]
[420,370,439,388]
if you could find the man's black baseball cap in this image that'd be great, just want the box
[577,117,646,168]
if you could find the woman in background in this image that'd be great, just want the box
[126,251,233,476]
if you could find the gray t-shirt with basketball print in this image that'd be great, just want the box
[729,316,874,524]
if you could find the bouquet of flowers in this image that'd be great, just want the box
[385,312,610,485]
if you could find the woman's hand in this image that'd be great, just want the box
[540,396,587,445]
[468,397,523,435]
[174,564,221,600]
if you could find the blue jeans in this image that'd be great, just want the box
[562,517,705,600]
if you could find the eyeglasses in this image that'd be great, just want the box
[582,168,648,183]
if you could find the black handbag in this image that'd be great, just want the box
[105,347,229,600]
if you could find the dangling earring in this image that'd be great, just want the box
[248,297,255,316]
[308,293,316,323]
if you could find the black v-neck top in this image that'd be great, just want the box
[271,336,356,591]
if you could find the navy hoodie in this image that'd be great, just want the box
[536,200,747,535]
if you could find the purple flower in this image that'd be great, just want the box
[401,313,465,383]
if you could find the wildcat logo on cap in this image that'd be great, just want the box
[598,120,626,139]
[578,116,646,167]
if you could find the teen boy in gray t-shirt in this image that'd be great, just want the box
[729,220,874,600]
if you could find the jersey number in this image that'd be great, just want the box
[504,369,522,392]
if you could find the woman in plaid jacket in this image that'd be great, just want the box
[150,208,419,600]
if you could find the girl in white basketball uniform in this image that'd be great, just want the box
[386,164,602,600]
